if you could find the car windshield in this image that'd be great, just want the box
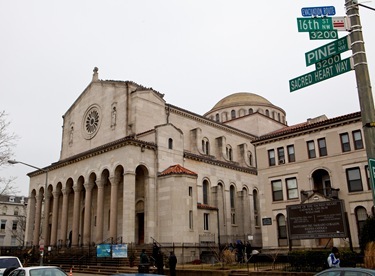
[0,258,20,268]
[29,268,66,276]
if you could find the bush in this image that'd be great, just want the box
[364,241,375,269]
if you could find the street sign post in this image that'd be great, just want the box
[305,35,350,66]
[309,30,338,40]
[301,6,336,17]
[368,159,375,204]
[297,17,333,32]
[289,57,353,92]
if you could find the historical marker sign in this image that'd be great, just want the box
[297,17,333,32]
[305,35,350,66]
[289,57,353,92]
[287,200,347,240]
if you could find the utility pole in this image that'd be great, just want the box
[345,0,375,206]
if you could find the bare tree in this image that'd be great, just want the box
[0,110,19,195]
[7,203,27,246]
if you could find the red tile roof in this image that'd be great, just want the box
[159,164,197,176]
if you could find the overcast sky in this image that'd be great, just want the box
[1,0,375,196]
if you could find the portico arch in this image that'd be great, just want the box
[135,165,149,244]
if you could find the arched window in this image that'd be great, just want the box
[226,145,233,161]
[230,185,236,224]
[249,108,253,114]
[215,113,220,122]
[277,214,287,240]
[14,207,19,216]
[265,109,270,117]
[203,180,209,205]
[247,151,253,166]
[168,138,173,149]
[202,138,210,155]
[231,110,236,119]
[230,185,235,209]
[355,206,368,237]
[253,189,259,226]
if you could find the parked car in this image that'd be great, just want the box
[7,266,67,276]
[315,267,375,276]
[0,257,22,276]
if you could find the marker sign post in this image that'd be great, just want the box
[289,57,353,92]
[305,35,350,66]
[369,158,375,204]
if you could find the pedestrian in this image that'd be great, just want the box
[156,250,164,275]
[168,251,177,276]
[152,242,159,267]
[327,247,340,268]
[245,241,252,262]
[140,249,149,264]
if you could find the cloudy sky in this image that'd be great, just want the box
[1,0,375,196]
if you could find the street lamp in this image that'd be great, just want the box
[7,159,48,265]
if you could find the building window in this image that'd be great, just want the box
[231,212,236,225]
[286,178,298,199]
[355,207,368,237]
[247,151,253,166]
[287,145,295,162]
[0,236,4,246]
[12,221,17,230]
[249,108,253,114]
[0,220,6,233]
[277,214,287,239]
[189,210,193,230]
[231,110,236,119]
[189,186,193,197]
[203,180,209,205]
[277,147,285,164]
[346,167,363,192]
[215,113,220,122]
[307,141,316,158]
[2,206,7,215]
[272,180,283,201]
[226,145,233,161]
[202,138,210,155]
[318,138,327,157]
[204,213,209,230]
[230,185,235,208]
[253,189,260,227]
[168,138,173,149]
[340,133,351,152]
[14,207,19,216]
[268,149,276,166]
[265,109,270,117]
[353,130,364,150]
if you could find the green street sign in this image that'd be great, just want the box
[309,30,338,40]
[305,35,350,67]
[297,17,333,32]
[315,55,341,70]
[369,159,375,204]
[289,57,353,92]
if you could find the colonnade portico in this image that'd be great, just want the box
[25,164,148,248]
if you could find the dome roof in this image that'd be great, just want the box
[211,92,272,111]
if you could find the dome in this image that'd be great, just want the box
[209,92,272,113]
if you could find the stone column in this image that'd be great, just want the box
[123,172,135,242]
[42,192,51,245]
[95,180,105,244]
[83,182,94,246]
[60,187,71,247]
[50,191,60,246]
[33,194,43,246]
[109,176,119,241]
[25,195,36,246]
[72,185,82,246]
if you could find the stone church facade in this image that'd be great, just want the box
[24,68,373,256]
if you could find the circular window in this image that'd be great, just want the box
[82,105,101,139]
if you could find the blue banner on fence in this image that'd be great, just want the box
[112,244,128,258]
[96,244,111,257]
